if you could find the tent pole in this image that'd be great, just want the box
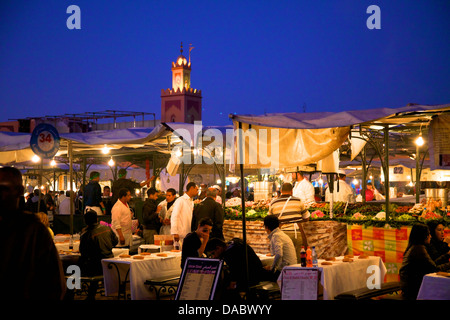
[68,141,74,235]
[415,144,420,204]
[360,126,367,203]
[38,158,43,212]
[384,125,390,222]
[238,121,249,296]
[82,157,86,214]
[222,146,226,210]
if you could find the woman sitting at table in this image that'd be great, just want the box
[399,223,450,300]
[426,220,450,261]
[79,210,118,300]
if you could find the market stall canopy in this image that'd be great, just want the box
[229,103,450,170]
[0,122,198,165]
[229,103,450,129]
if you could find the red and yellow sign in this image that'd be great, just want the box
[347,225,412,282]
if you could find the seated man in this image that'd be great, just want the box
[263,215,297,280]
[205,237,271,299]
[268,182,310,230]
[180,217,213,269]
[79,210,118,299]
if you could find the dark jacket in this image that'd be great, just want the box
[181,231,202,269]
[111,178,140,205]
[84,181,103,208]
[26,196,47,214]
[142,198,161,231]
[0,210,66,299]
[399,244,450,300]
[426,238,450,261]
[221,238,270,290]
[192,197,224,240]
[79,223,118,276]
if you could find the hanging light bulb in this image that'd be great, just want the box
[216,179,221,184]
[31,155,40,163]
[415,133,424,147]
[108,157,115,167]
[50,159,56,167]
[102,144,110,154]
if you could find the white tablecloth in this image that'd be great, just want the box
[278,256,387,300]
[101,251,182,300]
[417,273,450,300]
[256,253,275,268]
[55,240,80,252]
[56,241,128,258]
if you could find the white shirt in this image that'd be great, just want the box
[111,199,133,246]
[268,228,297,272]
[325,179,355,203]
[58,198,72,215]
[170,193,194,239]
[292,179,315,203]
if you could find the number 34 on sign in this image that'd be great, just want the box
[30,123,60,159]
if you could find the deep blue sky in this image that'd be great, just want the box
[0,0,449,126]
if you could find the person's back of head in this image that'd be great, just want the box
[118,168,127,178]
[36,212,49,227]
[59,190,64,195]
[65,191,71,197]
[0,166,25,213]
[281,183,293,194]
[84,209,98,226]
[89,171,100,181]
[34,189,40,197]
[205,237,226,253]
[263,215,280,232]
[206,188,217,198]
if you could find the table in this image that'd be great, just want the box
[55,240,80,252]
[101,251,182,300]
[417,272,450,300]
[278,255,387,300]
[256,253,275,268]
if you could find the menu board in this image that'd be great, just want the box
[175,258,223,300]
[280,267,319,300]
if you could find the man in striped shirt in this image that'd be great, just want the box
[268,183,310,230]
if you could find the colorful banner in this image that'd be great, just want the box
[347,225,411,282]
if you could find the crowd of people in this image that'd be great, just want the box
[1,165,449,301]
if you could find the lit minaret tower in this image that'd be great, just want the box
[161,42,202,123]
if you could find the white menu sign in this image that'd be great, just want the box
[176,258,223,300]
[281,267,319,300]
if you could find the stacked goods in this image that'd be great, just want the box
[222,220,270,254]
[301,220,347,259]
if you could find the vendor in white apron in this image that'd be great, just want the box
[292,171,315,203]
[325,170,356,203]
[111,188,133,247]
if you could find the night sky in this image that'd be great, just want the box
[0,0,449,127]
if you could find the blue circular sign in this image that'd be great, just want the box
[30,123,60,159]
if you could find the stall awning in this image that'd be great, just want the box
[229,103,450,170]
[230,103,450,129]
[0,123,197,164]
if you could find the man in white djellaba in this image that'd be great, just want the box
[325,170,356,203]
[171,182,198,242]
